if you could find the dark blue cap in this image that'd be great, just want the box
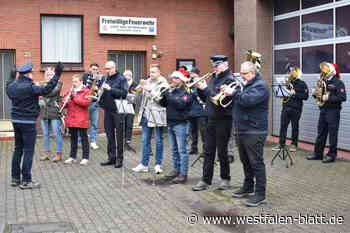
[17,62,33,74]
[210,55,228,65]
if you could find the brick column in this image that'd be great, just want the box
[233,0,273,134]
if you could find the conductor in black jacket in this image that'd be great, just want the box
[6,62,63,189]
[273,67,309,152]
[99,61,128,168]
[192,55,234,191]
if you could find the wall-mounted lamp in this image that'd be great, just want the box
[151,45,164,60]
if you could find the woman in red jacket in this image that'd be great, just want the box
[63,75,92,165]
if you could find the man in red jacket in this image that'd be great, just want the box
[63,75,92,165]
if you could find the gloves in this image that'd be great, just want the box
[54,62,64,77]
[322,93,329,102]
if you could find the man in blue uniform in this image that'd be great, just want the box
[192,55,234,191]
[307,62,346,163]
[6,62,64,189]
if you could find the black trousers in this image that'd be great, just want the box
[69,127,89,159]
[189,117,208,153]
[279,107,302,146]
[236,133,267,196]
[202,117,232,184]
[11,123,36,182]
[124,113,134,143]
[314,108,341,158]
[104,111,124,162]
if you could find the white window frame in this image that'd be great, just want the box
[40,15,83,64]
[273,0,350,74]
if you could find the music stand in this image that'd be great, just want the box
[115,98,136,188]
[271,80,294,168]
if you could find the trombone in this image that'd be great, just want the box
[184,71,214,93]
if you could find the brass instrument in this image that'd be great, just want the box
[211,74,244,108]
[58,86,74,133]
[314,62,332,107]
[150,81,170,102]
[282,67,300,103]
[246,50,262,71]
[87,73,101,100]
[184,71,214,93]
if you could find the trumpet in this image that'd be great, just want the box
[211,75,244,108]
[185,71,215,92]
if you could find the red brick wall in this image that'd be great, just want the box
[0,0,234,94]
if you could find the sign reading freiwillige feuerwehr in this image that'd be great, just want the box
[99,16,157,35]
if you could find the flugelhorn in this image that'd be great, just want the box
[211,74,244,108]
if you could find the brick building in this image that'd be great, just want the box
[1,0,350,151]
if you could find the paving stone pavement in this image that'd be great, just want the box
[1,135,350,233]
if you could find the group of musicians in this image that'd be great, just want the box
[6,52,347,207]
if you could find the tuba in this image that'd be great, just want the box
[282,67,300,103]
[246,50,262,71]
[314,62,332,107]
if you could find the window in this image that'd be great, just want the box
[336,43,350,73]
[302,0,332,9]
[302,45,333,74]
[41,15,82,64]
[176,59,196,71]
[273,1,350,74]
[274,0,299,16]
[274,49,300,74]
[274,17,300,44]
[302,10,333,42]
[336,5,350,37]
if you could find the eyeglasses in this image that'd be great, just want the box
[240,71,251,75]
[105,67,111,70]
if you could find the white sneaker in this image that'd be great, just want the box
[80,159,89,166]
[154,165,163,174]
[90,142,99,150]
[132,164,149,173]
[64,157,77,164]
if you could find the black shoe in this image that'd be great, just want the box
[322,155,336,163]
[115,161,123,168]
[172,175,187,184]
[19,180,41,190]
[306,154,322,160]
[100,159,116,166]
[232,187,254,198]
[245,194,266,207]
[189,150,198,155]
[11,178,20,187]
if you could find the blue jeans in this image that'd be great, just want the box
[88,102,99,143]
[11,123,37,182]
[141,117,164,166]
[168,122,189,176]
[40,119,63,153]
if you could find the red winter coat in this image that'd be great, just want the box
[64,87,91,129]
